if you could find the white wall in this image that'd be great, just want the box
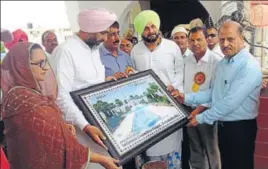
[64,1,223,34]
[64,1,80,32]
[200,1,222,24]
[64,1,134,33]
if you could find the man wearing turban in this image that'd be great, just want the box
[50,8,119,169]
[131,10,184,167]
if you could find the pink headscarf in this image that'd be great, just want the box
[78,8,117,33]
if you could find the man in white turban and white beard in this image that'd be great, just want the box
[50,8,120,169]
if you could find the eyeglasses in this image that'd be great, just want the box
[207,34,217,38]
[30,59,47,69]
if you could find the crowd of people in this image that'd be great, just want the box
[1,7,268,169]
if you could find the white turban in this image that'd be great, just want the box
[78,8,117,33]
[171,26,188,37]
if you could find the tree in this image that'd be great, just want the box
[115,99,123,107]
[140,99,147,104]
[1,42,6,53]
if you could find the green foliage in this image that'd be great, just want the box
[93,82,170,119]
[1,42,6,53]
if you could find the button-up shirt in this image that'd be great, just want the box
[131,38,184,91]
[184,49,221,107]
[50,35,105,130]
[99,45,134,77]
[182,48,192,59]
[185,48,262,125]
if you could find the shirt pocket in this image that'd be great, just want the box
[223,83,231,96]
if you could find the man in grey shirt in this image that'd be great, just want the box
[99,21,134,79]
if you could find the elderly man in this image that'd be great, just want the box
[131,10,184,167]
[180,26,221,169]
[206,26,224,58]
[50,9,119,169]
[99,21,134,79]
[119,38,133,56]
[41,30,58,59]
[171,25,192,59]
[172,21,262,169]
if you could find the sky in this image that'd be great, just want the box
[1,1,70,31]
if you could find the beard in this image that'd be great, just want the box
[142,33,160,43]
[85,37,104,48]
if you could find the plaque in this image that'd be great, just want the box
[70,69,188,165]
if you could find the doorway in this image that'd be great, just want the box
[150,0,210,37]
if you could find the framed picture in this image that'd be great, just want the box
[70,69,188,166]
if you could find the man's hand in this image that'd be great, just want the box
[105,76,117,81]
[187,115,199,127]
[190,105,208,117]
[262,79,268,89]
[83,125,108,150]
[113,72,128,79]
[190,109,200,117]
[167,85,175,92]
[170,89,185,104]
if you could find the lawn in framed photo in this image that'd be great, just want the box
[70,69,188,165]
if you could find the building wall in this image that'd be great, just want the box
[64,1,221,35]
[64,1,138,34]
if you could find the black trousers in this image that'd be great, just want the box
[218,119,257,169]
[181,126,191,169]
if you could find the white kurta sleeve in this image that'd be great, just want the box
[172,45,184,92]
[51,47,89,131]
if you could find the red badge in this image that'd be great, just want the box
[194,72,206,85]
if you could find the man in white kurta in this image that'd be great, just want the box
[131,10,184,167]
[50,9,118,169]
[171,26,193,60]
[182,26,221,169]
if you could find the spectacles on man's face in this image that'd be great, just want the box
[207,34,217,38]
[30,59,47,69]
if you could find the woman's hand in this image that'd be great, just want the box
[90,152,120,169]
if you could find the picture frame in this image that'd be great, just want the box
[70,69,188,166]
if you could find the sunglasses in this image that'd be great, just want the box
[207,34,217,38]
[30,59,47,69]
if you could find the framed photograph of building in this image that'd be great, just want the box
[70,69,188,166]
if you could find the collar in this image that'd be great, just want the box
[100,44,122,56]
[224,48,248,64]
[183,48,191,58]
[212,44,220,51]
[73,34,91,50]
[189,49,210,63]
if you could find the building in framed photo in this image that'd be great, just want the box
[71,70,188,165]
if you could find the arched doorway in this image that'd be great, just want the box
[150,0,210,37]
